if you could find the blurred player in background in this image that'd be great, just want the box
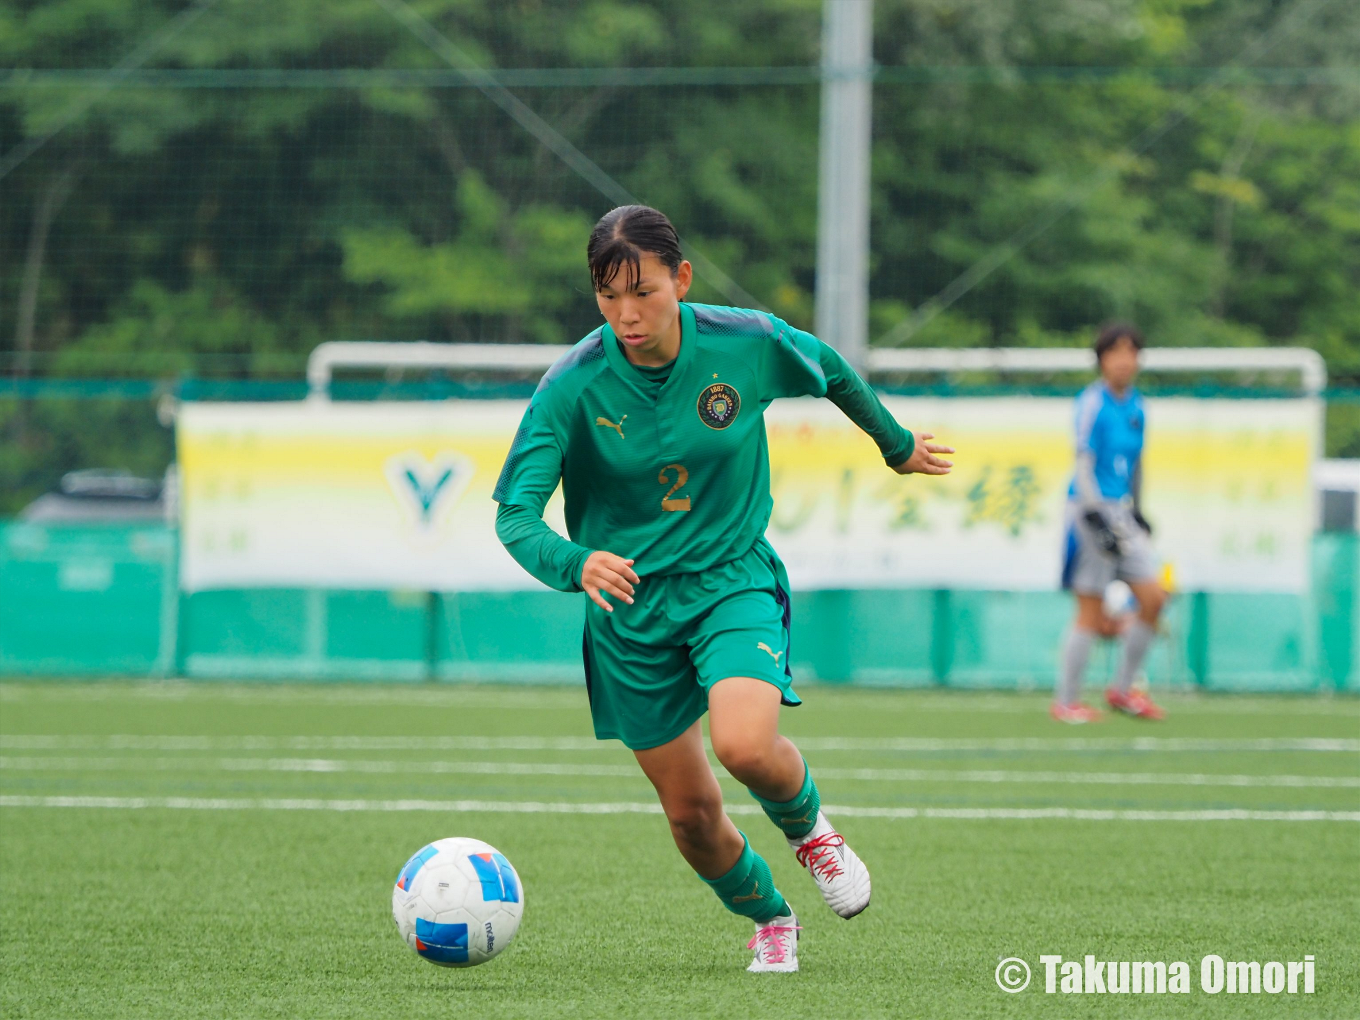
[1054,323,1168,723]
[494,205,953,972]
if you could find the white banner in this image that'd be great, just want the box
[177,396,1318,593]
[764,397,1318,593]
[177,402,548,592]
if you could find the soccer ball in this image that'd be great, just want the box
[392,837,524,967]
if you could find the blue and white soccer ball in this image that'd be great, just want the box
[392,837,525,967]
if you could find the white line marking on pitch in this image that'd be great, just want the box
[810,766,1360,789]
[0,756,638,778]
[875,696,1360,717]
[3,735,1356,753]
[5,684,1355,717]
[799,737,1360,753]
[0,735,610,752]
[3,756,1356,789]
[1,795,1355,822]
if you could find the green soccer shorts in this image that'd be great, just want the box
[581,536,801,751]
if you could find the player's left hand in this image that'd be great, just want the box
[893,432,954,475]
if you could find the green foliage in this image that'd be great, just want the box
[341,171,591,342]
[0,396,171,510]
[2,0,1359,508]
[55,277,289,375]
[1327,400,1360,460]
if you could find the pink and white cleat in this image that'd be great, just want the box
[1050,702,1104,724]
[1105,687,1165,720]
[747,911,800,973]
[788,812,871,919]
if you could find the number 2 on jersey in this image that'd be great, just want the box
[658,464,691,512]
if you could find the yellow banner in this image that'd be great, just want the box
[178,396,1317,593]
[764,397,1316,592]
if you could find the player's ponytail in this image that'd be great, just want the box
[587,205,683,293]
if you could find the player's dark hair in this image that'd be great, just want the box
[587,205,683,292]
[1094,321,1145,361]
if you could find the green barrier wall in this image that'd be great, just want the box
[2,522,1356,691]
[0,524,178,676]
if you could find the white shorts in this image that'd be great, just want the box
[1062,501,1159,595]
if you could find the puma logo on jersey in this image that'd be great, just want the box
[757,642,783,667]
[595,414,627,438]
[731,881,762,903]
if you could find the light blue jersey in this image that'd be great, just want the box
[1068,380,1145,502]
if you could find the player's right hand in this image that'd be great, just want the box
[1082,509,1122,556]
[893,432,954,475]
[582,551,638,612]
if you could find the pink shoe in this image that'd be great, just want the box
[1106,688,1165,720]
[747,912,800,973]
[1050,702,1104,724]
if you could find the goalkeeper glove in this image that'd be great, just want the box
[1082,509,1122,556]
[1131,509,1152,535]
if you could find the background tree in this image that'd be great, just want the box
[2,0,1357,511]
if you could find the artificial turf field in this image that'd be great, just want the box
[1,681,1356,1019]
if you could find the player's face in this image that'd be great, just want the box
[595,254,693,361]
[1100,335,1140,392]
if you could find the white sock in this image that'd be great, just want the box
[1057,628,1094,706]
[1114,620,1156,693]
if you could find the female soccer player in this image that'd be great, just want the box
[1054,323,1168,723]
[494,205,952,973]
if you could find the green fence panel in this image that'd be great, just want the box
[791,590,935,685]
[944,590,1069,689]
[183,589,588,682]
[1200,593,1315,691]
[1314,533,1358,691]
[0,523,175,675]
[2,522,1356,692]
[182,588,431,681]
[438,592,585,682]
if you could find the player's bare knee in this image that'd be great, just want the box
[1139,586,1168,620]
[711,739,773,786]
[663,794,723,848]
[1075,596,1105,631]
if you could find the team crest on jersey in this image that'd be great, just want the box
[697,382,741,429]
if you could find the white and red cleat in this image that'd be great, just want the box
[747,912,800,973]
[788,812,871,919]
[1050,702,1104,724]
[1105,687,1165,720]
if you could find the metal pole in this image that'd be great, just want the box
[815,0,873,370]
[425,590,441,682]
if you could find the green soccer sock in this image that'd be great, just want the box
[749,759,820,839]
[700,834,788,924]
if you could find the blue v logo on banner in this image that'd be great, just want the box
[385,452,475,527]
[404,465,453,521]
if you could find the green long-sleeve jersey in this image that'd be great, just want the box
[492,302,915,592]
